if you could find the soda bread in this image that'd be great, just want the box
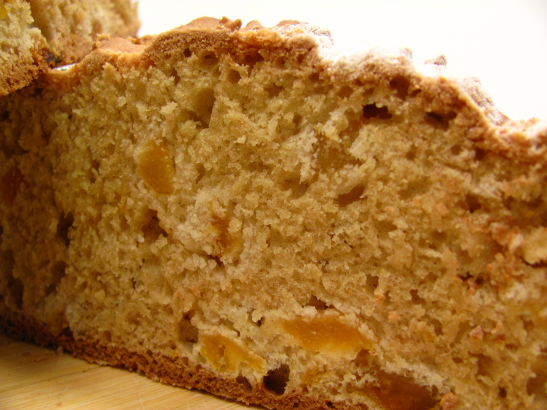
[1,17,546,410]
[0,0,139,96]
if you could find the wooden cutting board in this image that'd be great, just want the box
[0,333,258,410]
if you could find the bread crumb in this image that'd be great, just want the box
[190,286,201,298]
[470,326,484,340]
[440,393,459,410]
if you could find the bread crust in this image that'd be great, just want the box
[0,302,367,410]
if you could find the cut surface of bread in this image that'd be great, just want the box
[1,17,547,410]
[0,0,140,96]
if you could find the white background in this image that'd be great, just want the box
[137,0,547,122]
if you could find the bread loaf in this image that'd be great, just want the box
[1,17,546,410]
[0,0,140,96]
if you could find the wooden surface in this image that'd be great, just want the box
[0,333,258,410]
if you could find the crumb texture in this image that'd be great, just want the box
[1,18,546,410]
[0,0,140,96]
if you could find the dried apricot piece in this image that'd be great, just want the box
[282,314,375,357]
[201,332,265,373]
[137,140,174,195]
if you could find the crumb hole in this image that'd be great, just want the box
[475,277,486,286]
[458,272,472,282]
[100,330,112,343]
[209,254,223,267]
[367,275,380,292]
[91,20,102,37]
[405,146,417,161]
[199,52,219,67]
[425,111,457,130]
[0,164,24,204]
[141,210,167,240]
[293,113,303,129]
[263,364,289,395]
[91,158,100,171]
[195,164,206,185]
[427,231,447,251]
[227,69,242,84]
[281,177,309,199]
[399,178,432,200]
[499,386,507,398]
[337,85,353,99]
[106,143,116,156]
[410,289,425,304]
[425,272,438,283]
[194,88,216,127]
[266,84,284,98]
[1,111,9,121]
[474,148,487,161]
[243,52,264,67]
[452,357,463,364]
[474,354,494,378]
[183,48,192,58]
[376,220,396,237]
[430,318,443,336]
[45,261,66,296]
[350,361,439,409]
[390,75,411,99]
[450,144,462,155]
[309,72,320,82]
[336,185,365,207]
[305,295,330,311]
[171,68,180,84]
[236,375,253,392]
[526,353,547,401]
[57,212,74,247]
[1,249,23,309]
[465,194,482,213]
[11,277,23,309]
[178,311,198,345]
[343,109,363,141]
[363,103,392,120]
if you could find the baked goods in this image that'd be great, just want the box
[1,17,546,410]
[0,0,140,96]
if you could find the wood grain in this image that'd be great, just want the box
[0,334,258,410]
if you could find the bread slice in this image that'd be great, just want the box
[1,17,546,410]
[0,0,140,96]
